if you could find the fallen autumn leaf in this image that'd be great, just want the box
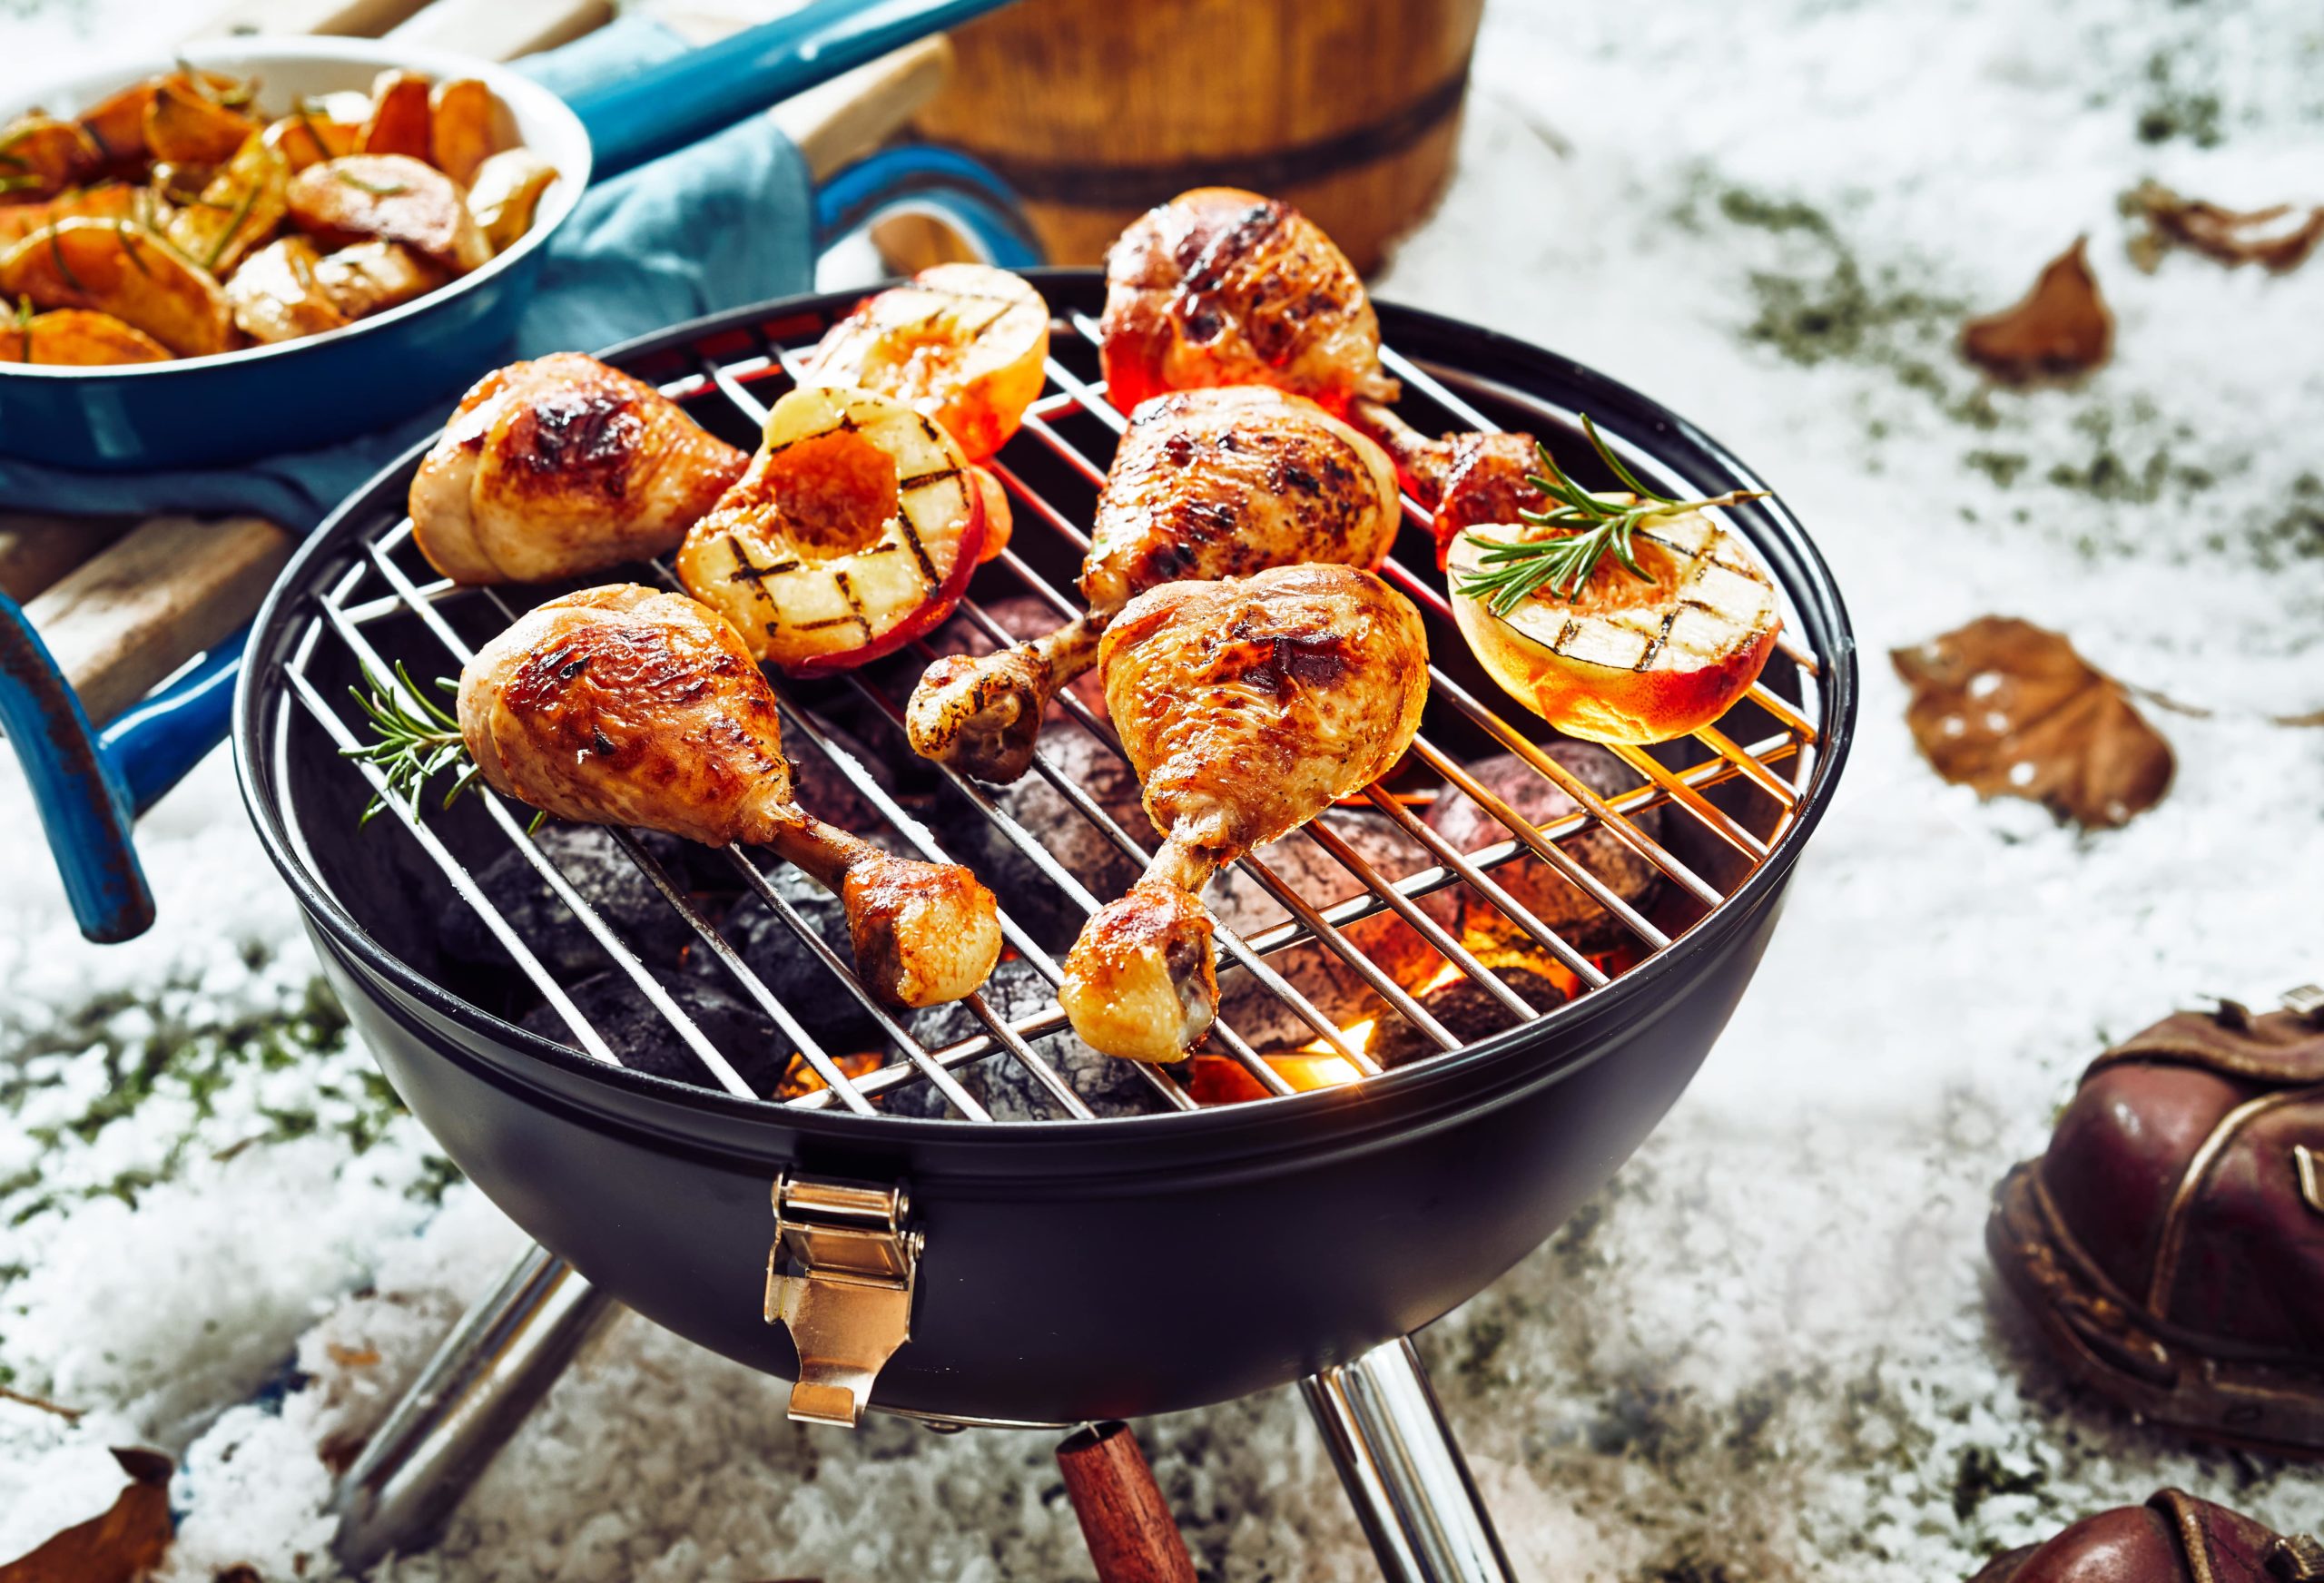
[0,1447,172,1583]
[1891,615,2173,829]
[1962,238,2113,382]
[2124,180,2324,272]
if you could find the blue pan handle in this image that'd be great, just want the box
[0,586,247,942]
[569,0,1019,180]
[812,144,1043,267]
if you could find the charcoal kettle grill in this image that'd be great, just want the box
[232,271,1856,1578]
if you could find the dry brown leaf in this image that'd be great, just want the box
[0,1447,172,1583]
[1891,615,2173,830]
[324,1342,381,1368]
[1961,238,2112,382]
[2124,181,2324,273]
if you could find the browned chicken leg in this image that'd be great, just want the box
[458,585,1001,1008]
[410,354,748,585]
[905,386,1402,783]
[1099,188,1400,414]
[1352,398,1544,569]
[1059,565,1429,1061]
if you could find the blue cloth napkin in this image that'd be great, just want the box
[0,19,815,530]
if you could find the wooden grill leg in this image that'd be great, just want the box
[1056,1420,1200,1583]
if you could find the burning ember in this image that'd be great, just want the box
[774,1049,884,1101]
[1190,932,1594,1106]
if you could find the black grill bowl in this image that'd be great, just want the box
[234,273,1856,1426]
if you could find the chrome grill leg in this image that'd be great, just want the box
[330,1252,1507,1581]
[331,1247,615,1573]
[1301,1340,1515,1583]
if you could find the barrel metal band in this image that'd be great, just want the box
[968,66,1473,209]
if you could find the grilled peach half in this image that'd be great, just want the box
[1448,505,1781,744]
[798,263,1049,461]
[677,385,989,675]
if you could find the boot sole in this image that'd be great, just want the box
[1986,1161,2324,1460]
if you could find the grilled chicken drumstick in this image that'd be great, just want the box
[1099,187,1399,415]
[1059,565,1429,1062]
[906,385,1403,783]
[459,585,1002,1008]
[411,353,748,585]
[1353,400,1544,568]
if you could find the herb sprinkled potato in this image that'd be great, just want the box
[287,154,489,272]
[0,64,538,365]
[224,235,349,343]
[0,114,101,201]
[466,148,557,253]
[0,215,233,356]
[0,305,172,365]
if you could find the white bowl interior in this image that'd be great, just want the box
[0,35,593,377]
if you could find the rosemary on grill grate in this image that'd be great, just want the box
[344,663,501,827]
[1451,415,1768,614]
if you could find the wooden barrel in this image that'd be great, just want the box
[906,0,1484,274]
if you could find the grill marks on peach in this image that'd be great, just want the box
[679,386,985,673]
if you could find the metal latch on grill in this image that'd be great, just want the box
[764,1171,922,1428]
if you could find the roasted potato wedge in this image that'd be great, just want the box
[225,235,349,343]
[358,70,433,161]
[0,216,233,356]
[311,240,443,319]
[466,147,557,252]
[262,109,361,173]
[166,133,288,274]
[75,73,245,168]
[0,306,171,364]
[144,77,258,170]
[75,81,156,166]
[428,78,497,186]
[287,155,488,271]
[0,182,136,250]
[0,114,102,201]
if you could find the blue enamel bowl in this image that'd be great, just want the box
[0,37,592,471]
[0,0,1021,472]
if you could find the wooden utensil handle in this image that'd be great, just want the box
[1056,1421,1198,1583]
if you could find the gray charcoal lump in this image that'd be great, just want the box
[1423,742,1669,954]
[520,970,787,1096]
[881,957,1155,1122]
[439,824,718,981]
[684,862,881,1051]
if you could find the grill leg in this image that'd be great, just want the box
[1301,1338,1515,1583]
[331,1246,614,1573]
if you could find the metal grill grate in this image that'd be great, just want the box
[271,290,1827,1123]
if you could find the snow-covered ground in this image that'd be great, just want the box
[4,0,2320,1577]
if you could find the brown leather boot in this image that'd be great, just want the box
[1987,987,2324,1455]
[1968,1490,2319,1583]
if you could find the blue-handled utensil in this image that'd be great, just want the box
[0,0,1041,940]
[0,0,1022,473]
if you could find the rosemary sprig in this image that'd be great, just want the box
[290,100,331,164]
[14,296,33,362]
[198,176,260,270]
[1452,416,1768,615]
[115,220,153,276]
[45,221,84,292]
[343,662,481,827]
[344,663,548,833]
[334,169,408,198]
